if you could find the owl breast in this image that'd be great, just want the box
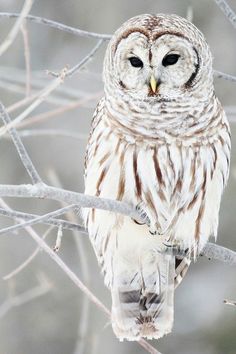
[83,103,230,281]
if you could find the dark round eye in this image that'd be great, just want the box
[162,54,180,67]
[129,57,143,68]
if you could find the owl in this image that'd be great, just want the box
[83,14,231,341]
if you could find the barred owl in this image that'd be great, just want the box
[83,14,230,340]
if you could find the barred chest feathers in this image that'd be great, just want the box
[84,96,230,263]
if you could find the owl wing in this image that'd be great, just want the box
[84,97,105,179]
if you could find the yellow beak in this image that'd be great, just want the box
[150,75,157,93]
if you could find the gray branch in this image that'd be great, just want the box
[0,203,80,236]
[214,0,236,29]
[0,183,235,266]
[0,102,42,184]
[214,70,236,82]
[49,39,104,78]
[0,207,85,233]
[0,12,112,40]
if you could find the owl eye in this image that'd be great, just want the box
[129,57,143,68]
[162,54,180,67]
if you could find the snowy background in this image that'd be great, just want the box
[0,0,235,353]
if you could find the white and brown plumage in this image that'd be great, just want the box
[83,14,230,340]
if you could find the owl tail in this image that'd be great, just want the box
[111,254,176,341]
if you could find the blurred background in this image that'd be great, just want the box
[0,0,235,353]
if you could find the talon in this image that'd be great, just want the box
[132,218,145,225]
[135,203,151,226]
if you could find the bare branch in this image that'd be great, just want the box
[48,39,104,78]
[0,69,67,135]
[214,0,236,29]
[3,226,54,280]
[214,70,236,82]
[202,242,236,265]
[224,299,236,307]
[0,12,112,40]
[0,0,34,57]
[0,275,51,318]
[0,204,79,236]
[21,21,31,96]
[3,129,87,141]
[0,102,42,184]
[0,183,140,220]
[0,183,234,266]
[0,206,84,232]
[53,225,63,252]
[15,92,102,129]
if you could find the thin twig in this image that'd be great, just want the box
[0,69,67,136]
[0,206,84,232]
[0,102,42,184]
[0,204,79,236]
[0,275,51,318]
[15,92,102,129]
[49,40,104,78]
[3,129,87,140]
[3,226,54,280]
[0,79,72,106]
[214,0,236,29]
[0,0,34,57]
[0,12,112,40]
[21,21,31,96]
[214,70,236,82]
[53,225,63,252]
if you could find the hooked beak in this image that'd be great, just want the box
[149,75,158,93]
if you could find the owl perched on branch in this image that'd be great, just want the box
[83,14,230,341]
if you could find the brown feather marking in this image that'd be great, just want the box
[211,145,217,179]
[195,170,207,241]
[117,149,125,200]
[96,167,107,196]
[99,152,110,166]
[145,190,158,218]
[167,147,176,180]
[190,151,197,192]
[153,147,164,186]
[103,231,111,255]
[133,149,142,198]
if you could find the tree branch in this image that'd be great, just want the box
[0,12,112,40]
[0,275,51,318]
[0,0,34,57]
[48,39,104,78]
[0,183,234,266]
[214,0,236,29]
[0,206,84,232]
[0,102,42,184]
[214,70,236,82]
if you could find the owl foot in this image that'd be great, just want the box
[162,240,188,257]
[134,203,161,236]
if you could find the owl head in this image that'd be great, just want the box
[103,14,213,103]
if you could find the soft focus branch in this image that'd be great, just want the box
[0,206,84,232]
[0,12,112,39]
[0,275,51,318]
[214,0,236,29]
[0,0,33,57]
